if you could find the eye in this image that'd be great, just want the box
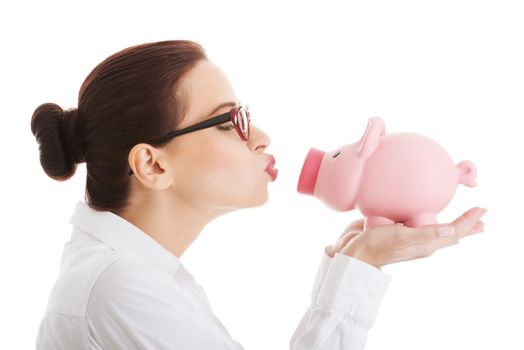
[332,150,341,158]
[218,123,236,131]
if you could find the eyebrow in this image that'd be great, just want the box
[205,101,238,119]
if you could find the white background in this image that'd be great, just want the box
[1,0,523,349]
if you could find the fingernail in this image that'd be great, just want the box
[439,226,455,237]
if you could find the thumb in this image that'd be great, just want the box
[334,230,363,253]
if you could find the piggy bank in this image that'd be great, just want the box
[297,116,477,229]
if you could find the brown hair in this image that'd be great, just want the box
[30,40,208,212]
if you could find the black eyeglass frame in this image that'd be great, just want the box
[128,103,250,176]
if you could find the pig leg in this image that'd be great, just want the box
[364,216,395,229]
[403,213,437,228]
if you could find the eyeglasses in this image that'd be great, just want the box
[128,102,250,176]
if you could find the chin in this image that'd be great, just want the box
[215,192,268,212]
[218,180,270,209]
[248,188,270,207]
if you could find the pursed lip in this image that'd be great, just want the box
[265,155,276,171]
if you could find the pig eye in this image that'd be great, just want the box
[332,150,341,158]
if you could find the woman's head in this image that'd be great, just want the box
[31,40,273,215]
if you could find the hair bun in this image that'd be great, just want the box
[61,107,85,164]
[31,102,85,181]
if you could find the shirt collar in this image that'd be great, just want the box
[69,200,181,277]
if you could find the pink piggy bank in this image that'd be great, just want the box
[297,116,478,229]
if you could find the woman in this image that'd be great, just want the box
[31,40,487,349]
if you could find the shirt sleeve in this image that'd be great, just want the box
[289,248,392,350]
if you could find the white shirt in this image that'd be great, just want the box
[36,201,392,349]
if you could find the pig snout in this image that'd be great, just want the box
[297,148,325,195]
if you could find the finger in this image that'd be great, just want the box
[346,218,365,231]
[327,229,363,257]
[404,221,485,260]
[388,224,445,250]
[391,238,449,263]
[339,218,365,238]
[423,219,485,253]
[334,230,362,253]
[426,221,484,251]
[462,222,485,236]
[450,207,487,235]
[392,217,486,263]
[399,207,488,248]
[472,221,484,230]
[329,219,365,256]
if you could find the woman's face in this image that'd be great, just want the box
[162,59,274,212]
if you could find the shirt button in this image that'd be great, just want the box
[368,290,377,300]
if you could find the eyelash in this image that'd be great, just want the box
[218,124,235,131]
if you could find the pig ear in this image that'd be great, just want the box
[357,116,386,159]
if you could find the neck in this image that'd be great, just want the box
[117,193,223,258]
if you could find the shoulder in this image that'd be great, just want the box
[87,254,189,314]
[85,254,196,339]
[90,254,173,296]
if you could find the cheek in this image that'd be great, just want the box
[206,149,251,179]
[172,137,239,174]
[170,136,261,198]
[201,147,261,190]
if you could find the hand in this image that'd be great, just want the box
[331,207,487,269]
[325,218,366,258]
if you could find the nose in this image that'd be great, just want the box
[248,124,271,152]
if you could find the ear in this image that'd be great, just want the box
[128,143,173,190]
[357,116,386,160]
